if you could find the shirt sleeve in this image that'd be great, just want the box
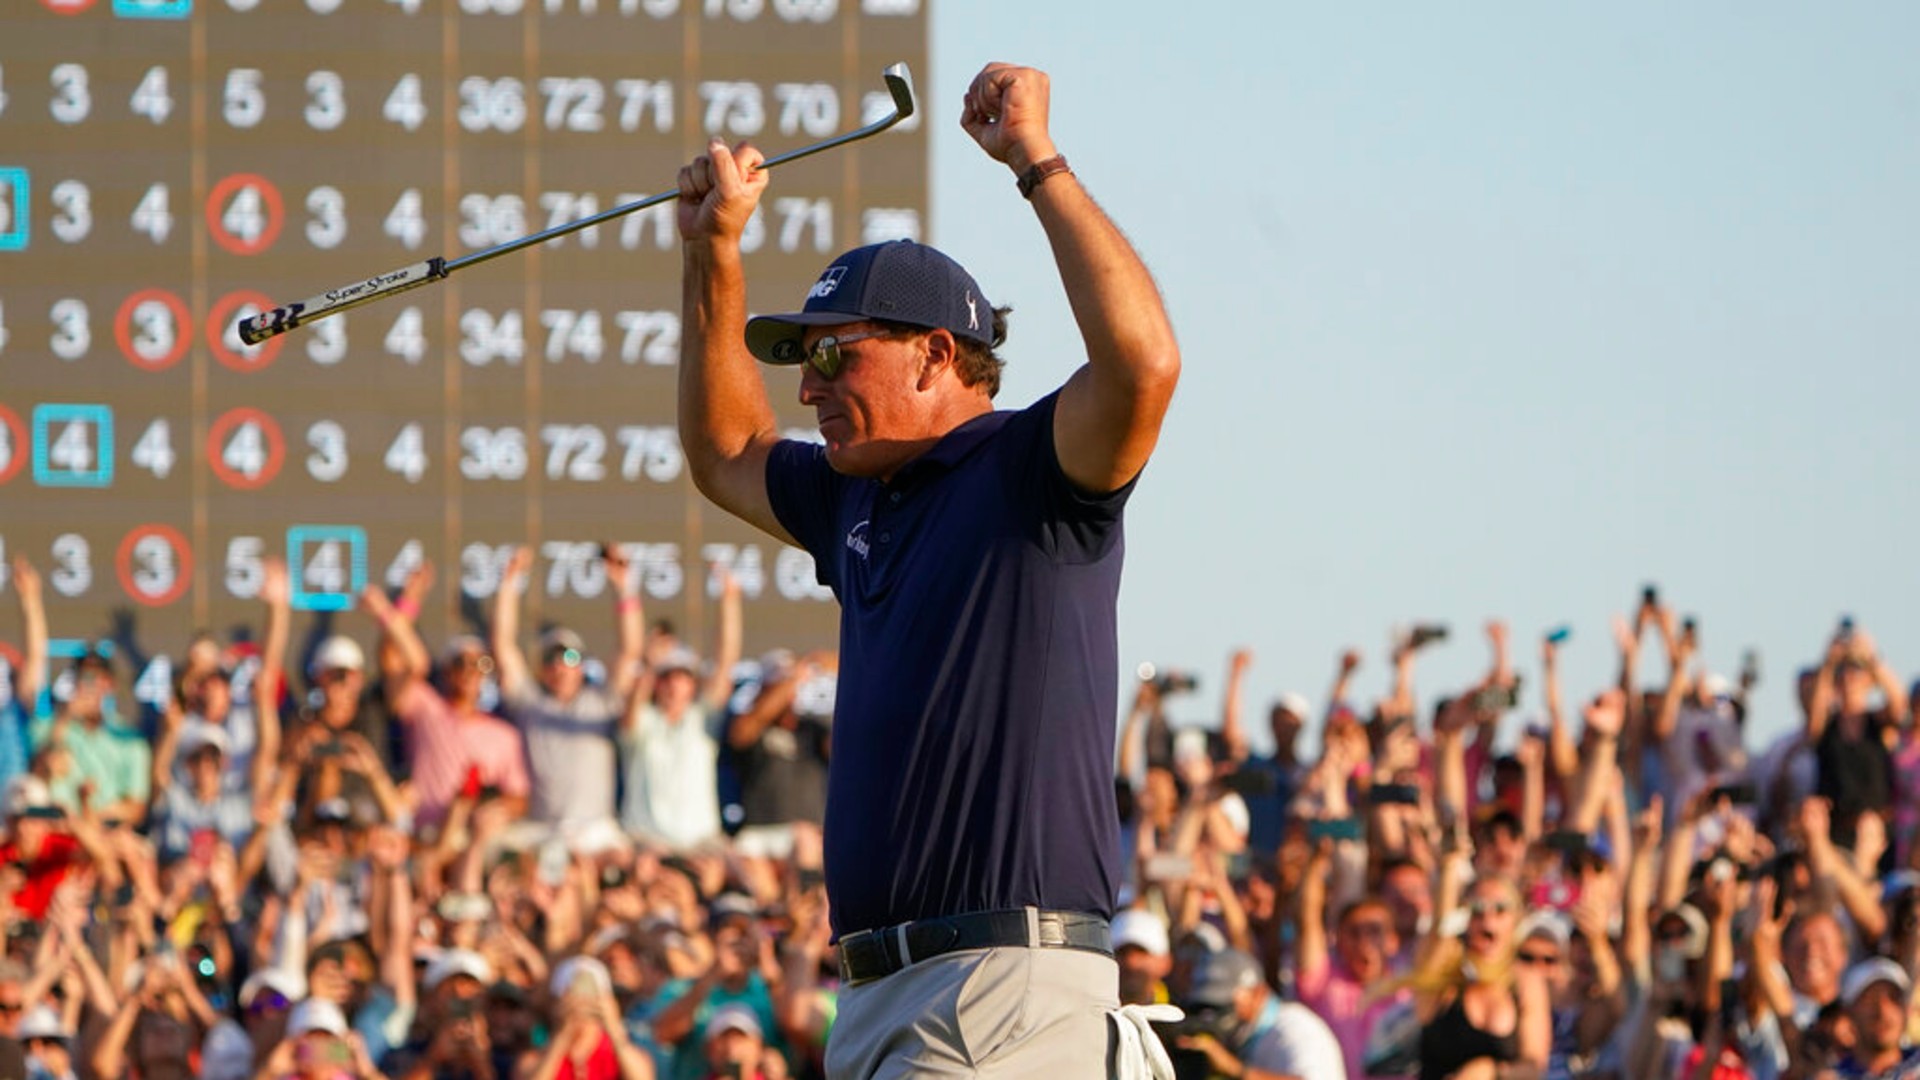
[122,735,153,804]
[765,439,849,592]
[492,725,532,798]
[1003,392,1138,563]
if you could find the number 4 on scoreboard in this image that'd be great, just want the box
[286,525,366,612]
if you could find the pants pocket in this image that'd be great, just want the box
[955,948,1032,1069]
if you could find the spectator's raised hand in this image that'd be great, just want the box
[1583,689,1625,740]
[602,542,632,596]
[401,560,436,605]
[1633,794,1665,853]
[260,557,290,607]
[1750,875,1792,942]
[367,825,409,873]
[10,556,41,603]
[1797,797,1832,847]
[1853,810,1888,871]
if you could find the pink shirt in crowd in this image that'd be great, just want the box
[1297,950,1415,1080]
[396,680,531,825]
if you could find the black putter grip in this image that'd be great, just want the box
[236,257,449,346]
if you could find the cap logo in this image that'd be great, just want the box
[965,290,979,331]
[807,265,848,300]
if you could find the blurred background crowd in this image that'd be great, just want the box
[2,551,1916,1080]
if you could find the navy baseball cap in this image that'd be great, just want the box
[746,240,995,365]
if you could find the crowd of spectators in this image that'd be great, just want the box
[3,550,1917,1080]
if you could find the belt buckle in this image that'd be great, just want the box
[840,927,898,985]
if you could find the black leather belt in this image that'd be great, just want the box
[837,908,1111,986]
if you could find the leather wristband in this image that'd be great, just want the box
[1016,154,1071,199]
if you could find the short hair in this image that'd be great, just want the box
[880,307,1012,399]
[1337,897,1394,928]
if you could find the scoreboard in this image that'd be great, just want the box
[0,0,926,705]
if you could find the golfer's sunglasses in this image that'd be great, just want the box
[802,329,892,381]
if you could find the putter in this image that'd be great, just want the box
[237,62,916,346]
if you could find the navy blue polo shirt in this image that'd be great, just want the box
[766,391,1134,936]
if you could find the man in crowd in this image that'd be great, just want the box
[492,544,645,845]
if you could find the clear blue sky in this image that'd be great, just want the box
[925,3,1920,752]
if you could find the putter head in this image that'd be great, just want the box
[882,63,915,122]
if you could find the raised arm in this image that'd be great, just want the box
[1650,610,1693,745]
[699,569,743,711]
[1219,649,1252,764]
[959,63,1180,494]
[1326,648,1360,717]
[491,546,534,698]
[676,139,791,542]
[11,557,46,708]
[1543,633,1578,783]
[363,568,432,711]
[254,559,291,794]
[605,546,646,700]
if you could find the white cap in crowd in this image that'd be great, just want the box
[1277,692,1313,720]
[238,967,307,1009]
[286,998,348,1038]
[4,775,56,818]
[423,948,496,992]
[178,723,231,759]
[539,627,587,658]
[17,1004,69,1042]
[310,636,365,675]
[1111,909,1171,958]
[1842,957,1913,1007]
[440,634,490,668]
[200,1021,256,1080]
[656,645,701,675]
[1518,910,1573,949]
[705,1002,763,1043]
[550,955,613,999]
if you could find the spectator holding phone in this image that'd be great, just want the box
[1806,621,1907,851]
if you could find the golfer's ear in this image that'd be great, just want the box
[917,329,956,391]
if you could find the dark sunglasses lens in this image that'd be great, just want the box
[809,339,843,380]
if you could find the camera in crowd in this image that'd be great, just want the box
[1152,947,1263,1080]
[1153,1006,1238,1080]
[1137,662,1200,696]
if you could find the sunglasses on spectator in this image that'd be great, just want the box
[1517,950,1560,966]
[450,654,495,675]
[801,329,893,381]
[1468,899,1513,917]
[319,668,358,684]
[247,990,291,1016]
[543,647,583,669]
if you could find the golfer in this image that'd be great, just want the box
[676,61,1180,1077]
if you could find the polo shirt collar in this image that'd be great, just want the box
[885,408,1011,490]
